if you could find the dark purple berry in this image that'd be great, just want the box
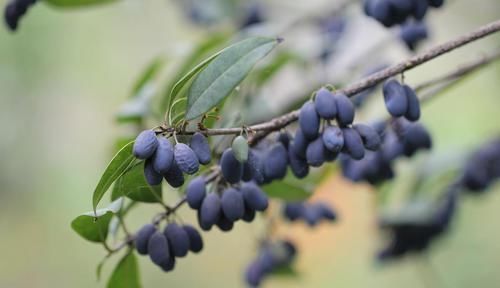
[288,148,309,179]
[241,182,269,212]
[147,231,170,266]
[164,223,190,257]
[174,143,199,175]
[263,143,288,180]
[144,159,163,186]
[152,138,174,174]
[183,225,203,253]
[342,127,365,160]
[306,137,327,167]
[322,125,344,152]
[314,87,337,119]
[199,193,221,230]
[383,79,408,117]
[186,176,206,209]
[189,132,211,165]
[221,188,245,221]
[335,92,355,126]
[403,84,421,121]
[133,130,158,159]
[299,101,320,140]
[164,161,185,188]
[353,123,381,151]
[135,224,156,255]
[221,148,244,184]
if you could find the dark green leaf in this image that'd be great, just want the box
[71,198,123,243]
[263,172,312,201]
[44,0,119,7]
[93,142,136,212]
[113,162,162,203]
[185,37,279,120]
[107,251,141,288]
[271,265,299,278]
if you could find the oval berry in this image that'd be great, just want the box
[299,101,320,140]
[322,125,344,152]
[263,143,288,180]
[288,148,309,179]
[174,143,199,175]
[164,161,185,188]
[342,127,365,160]
[242,149,264,183]
[403,84,421,121]
[199,193,221,230]
[189,132,211,165]
[291,128,309,159]
[164,223,190,258]
[306,137,327,167]
[182,225,203,253]
[186,176,206,209]
[353,123,381,151]
[314,87,337,119]
[144,159,163,186]
[334,92,355,126]
[147,231,170,266]
[135,224,156,255]
[221,188,245,221]
[241,182,268,212]
[133,130,158,159]
[383,79,408,117]
[220,148,244,184]
[152,138,174,174]
[232,135,249,162]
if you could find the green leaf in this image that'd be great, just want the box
[44,0,119,7]
[185,37,280,120]
[131,57,164,97]
[113,162,162,203]
[162,34,230,123]
[107,250,141,288]
[71,198,123,243]
[271,265,299,278]
[93,142,136,212]
[232,135,248,162]
[262,172,312,201]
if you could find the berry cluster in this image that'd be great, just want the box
[4,0,37,31]
[363,0,444,28]
[283,201,337,226]
[133,131,211,188]
[341,119,432,184]
[461,138,500,193]
[134,223,203,272]
[378,187,457,260]
[292,88,381,172]
[399,21,428,51]
[186,179,269,232]
[245,239,297,287]
[383,79,421,121]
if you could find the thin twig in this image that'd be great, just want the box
[415,48,500,92]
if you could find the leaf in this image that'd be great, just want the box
[107,250,141,288]
[113,162,162,203]
[71,198,123,243]
[93,142,136,212]
[161,34,230,122]
[271,265,299,278]
[131,57,164,97]
[262,173,312,201]
[185,37,280,120]
[44,0,119,7]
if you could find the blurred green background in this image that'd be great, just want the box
[0,0,499,287]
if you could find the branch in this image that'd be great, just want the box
[168,19,500,139]
[110,20,500,257]
[415,48,500,93]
